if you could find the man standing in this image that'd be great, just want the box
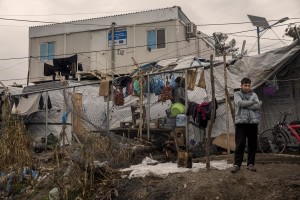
[231,78,260,173]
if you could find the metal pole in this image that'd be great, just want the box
[27,37,32,86]
[27,56,31,86]
[147,74,150,140]
[108,22,115,137]
[184,70,189,149]
[139,73,143,140]
[45,92,48,150]
[257,26,260,54]
[241,40,246,55]
[176,20,179,57]
[111,22,116,77]
[106,88,110,136]
[72,87,75,140]
[196,37,200,57]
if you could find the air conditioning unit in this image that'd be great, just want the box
[186,22,197,37]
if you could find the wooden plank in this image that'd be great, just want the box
[72,92,83,136]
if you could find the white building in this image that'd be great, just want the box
[28,6,215,83]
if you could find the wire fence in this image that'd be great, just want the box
[3,64,234,152]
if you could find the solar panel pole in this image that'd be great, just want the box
[257,26,261,54]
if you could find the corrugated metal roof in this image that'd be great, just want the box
[29,6,186,38]
[30,6,180,28]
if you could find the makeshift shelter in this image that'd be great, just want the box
[205,40,300,145]
[5,40,300,148]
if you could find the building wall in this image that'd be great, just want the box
[29,35,65,82]
[29,19,214,82]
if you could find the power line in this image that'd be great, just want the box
[270,28,287,45]
[0,60,28,71]
[0,27,295,62]
[1,15,300,27]
[231,34,292,42]
[0,10,144,17]
[0,38,206,61]
[0,17,56,24]
[0,48,215,82]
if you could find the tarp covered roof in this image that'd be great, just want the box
[204,40,300,100]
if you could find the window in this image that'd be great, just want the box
[40,42,55,61]
[147,29,165,50]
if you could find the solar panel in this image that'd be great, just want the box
[247,15,270,29]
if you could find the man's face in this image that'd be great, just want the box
[241,83,251,93]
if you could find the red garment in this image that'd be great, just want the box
[196,102,209,120]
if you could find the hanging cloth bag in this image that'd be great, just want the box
[152,75,164,96]
[158,76,173,102]
[99,79,111,96]
[187,69,197,91]
[197,68,206,89]
[114,89,124,106]
[132,78,140,96]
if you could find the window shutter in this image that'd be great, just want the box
[48,42,55,60]
[157,29,165,49]
[147,30,156,50]
[40,43,47,61]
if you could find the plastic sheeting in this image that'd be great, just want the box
[203,41,300,101]
[15,93,41,115]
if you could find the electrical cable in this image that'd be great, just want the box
[270,28,287,45]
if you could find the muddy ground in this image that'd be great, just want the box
[2,149,300,200]
[114,153,300,200]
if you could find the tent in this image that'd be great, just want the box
[204,40,300,145]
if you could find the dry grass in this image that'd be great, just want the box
[50,130,124,200]
[0,97,32,172]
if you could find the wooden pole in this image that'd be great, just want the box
[206,54,216,169]
[45,91,48,150]
[225,87,235,123]
[131,57,143,139]
[223,51,230,154]
[184,70,189,148]
[147,74,150,140]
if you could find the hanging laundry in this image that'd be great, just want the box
[197,68,206,89]
[187,69,197,91]
[158,77,173,102]
[125,79,133,96]
[114,89,125,106]
[99,80,111,96]
[39,95,52,110]
[44,63,58,76]
[53,54,77,79]
[113,76,131,88]
[190,100,218,128]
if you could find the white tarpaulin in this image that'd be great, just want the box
[203,41,300,101]
[15,93,41,115]
[120,157,231,179]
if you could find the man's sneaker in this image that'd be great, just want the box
[247,164,257,172]
[231,165,240,173]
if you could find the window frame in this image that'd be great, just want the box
[40,42,55,61]
[147,28,166,51]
